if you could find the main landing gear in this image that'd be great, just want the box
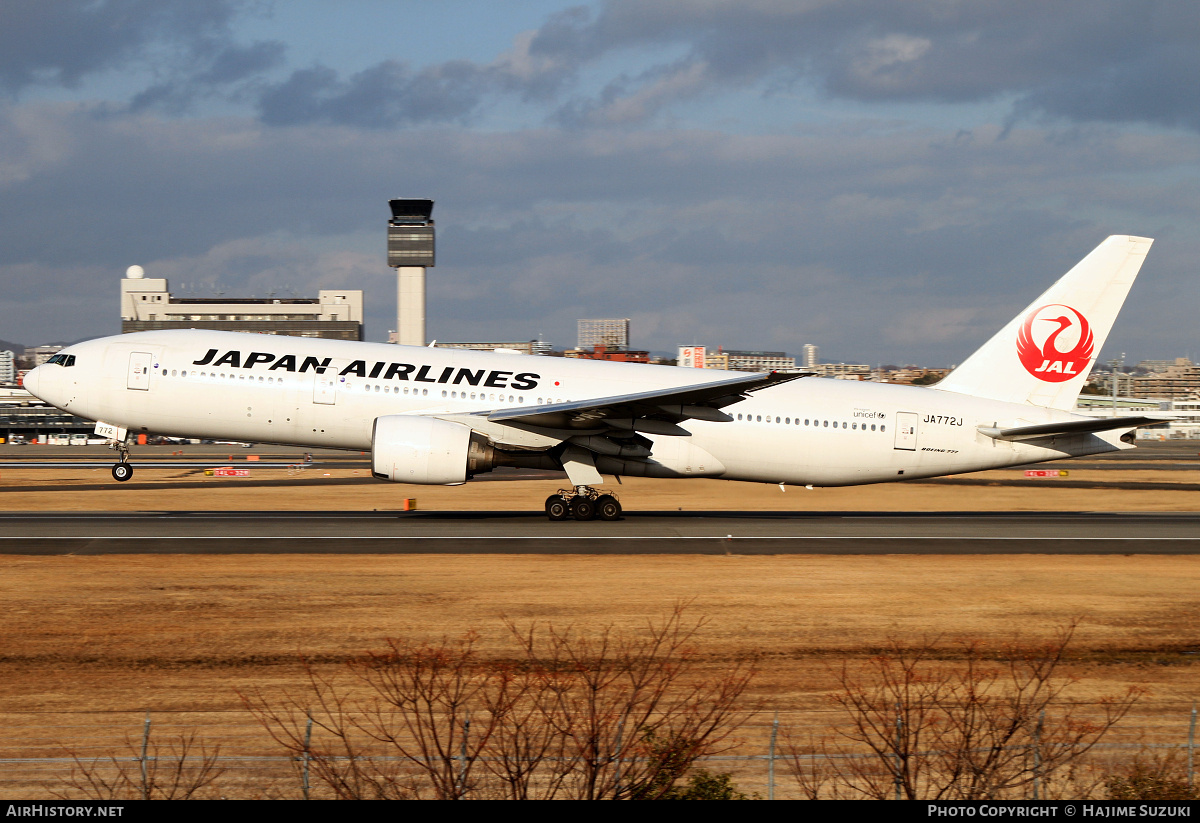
[545,487,622,522]
[109,439,133,482]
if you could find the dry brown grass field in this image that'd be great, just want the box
[1,461,1198,797]
[3,551,1198,709]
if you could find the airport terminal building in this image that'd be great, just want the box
[120,267,363,340]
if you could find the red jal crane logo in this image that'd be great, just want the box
[1016,304,1094,382]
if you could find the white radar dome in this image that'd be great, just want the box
[125,265,145,279]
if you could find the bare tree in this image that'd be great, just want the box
[244,635,502,799]
[52,729,224,801]
[247,607,755,800]
[788,622,1141,800]
[349,633,511,799]
[475,663,579,799]
[244,661,417,799]
[785,730,860,800]
[500,606,756,800]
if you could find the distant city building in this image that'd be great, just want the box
[1129,358,1200,400]
[565,345,649,363]
[704,351,730,370]
[436,340,553,356]
[1135,358,1191,373]
[578,318,630,350]
[120,265,363,340]
[678,346,707,368]
[678,346,792,371]
[802,344,819,368]
[0,351,14,384]
[816,362,872,380]
[871,366,951,385]
[873,366,922,383]
[678,346,732,370]
[24,345,64,366]
[725,350,795,372]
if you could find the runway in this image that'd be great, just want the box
[2,510,1199,554]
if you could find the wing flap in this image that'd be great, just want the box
[482,370,811,431]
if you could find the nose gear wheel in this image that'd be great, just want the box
[109,437,133,483]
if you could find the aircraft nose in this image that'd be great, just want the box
[22,366,40,398]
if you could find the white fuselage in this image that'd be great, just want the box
[24,329,1125,487]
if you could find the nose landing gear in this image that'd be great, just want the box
[108,438,133,482]
[545,487,622,522]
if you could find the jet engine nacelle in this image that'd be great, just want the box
[371,415,495,485]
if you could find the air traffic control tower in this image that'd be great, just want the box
[387,198,435,346]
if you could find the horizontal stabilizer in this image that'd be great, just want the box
[977,416,1165,442]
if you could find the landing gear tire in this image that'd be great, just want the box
[570,496,596,521]
[112,462,133,482]
[545,495,570,521]
[595,494,622,521]
[546,486,620,522]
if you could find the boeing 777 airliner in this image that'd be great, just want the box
[24,235,1159,521]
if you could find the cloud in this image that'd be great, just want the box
[257,60,494,129]
[11,1,1200,135]
[130,40,286,114]
[556,60,710,127]
[0,0,248,92]
[0,0,287,117]
[521,1,1200,131]
[254,26,578,129]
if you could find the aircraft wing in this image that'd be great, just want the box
[977,416,1166,442]
[481,370,812,435]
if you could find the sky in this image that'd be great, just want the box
[3,0,1200,367]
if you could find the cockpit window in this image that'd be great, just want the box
[45,354,75,367]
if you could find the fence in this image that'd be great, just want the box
[2,704,1195,799]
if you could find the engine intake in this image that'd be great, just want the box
[372,415,495,485]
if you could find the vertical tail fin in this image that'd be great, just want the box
[935,235,1153,410]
